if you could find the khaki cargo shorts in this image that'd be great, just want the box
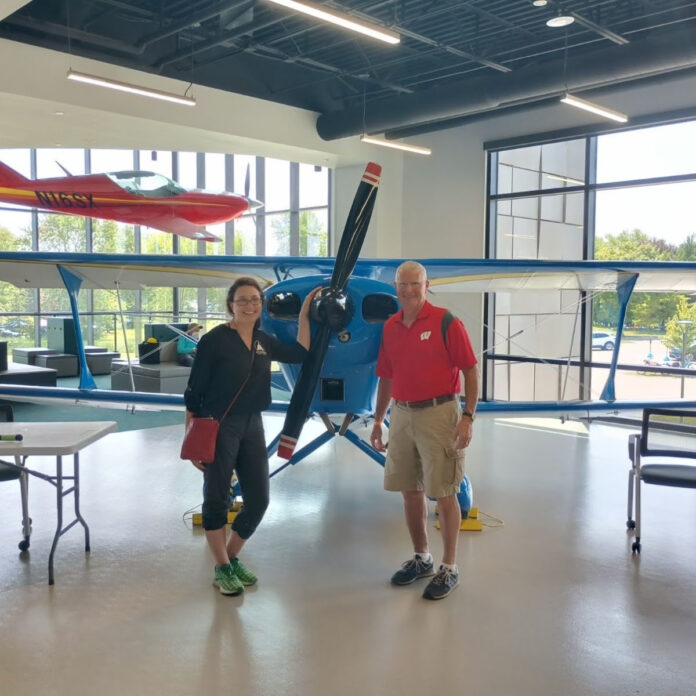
[383,398,465,499]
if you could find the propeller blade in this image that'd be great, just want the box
[244,163,251,199]
[56,161,73,177]
[278,325,332,459]
[277,162,382,460]
[330,162,381,292]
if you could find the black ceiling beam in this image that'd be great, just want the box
[255,0,511,74]
[570,11,630,45]
[137,1,254,52]
[316,25,696,139]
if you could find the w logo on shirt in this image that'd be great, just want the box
[420,331,431,341]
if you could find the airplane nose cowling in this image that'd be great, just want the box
[311,287,354,331]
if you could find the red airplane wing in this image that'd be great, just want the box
[143,215,222,242]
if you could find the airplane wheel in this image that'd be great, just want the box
[626,520,635,529]
[18,538,30,552]
[631,541,641,554]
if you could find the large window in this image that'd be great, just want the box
[488,139,586,402]
[0,147,331,350]
[487,120,696,405]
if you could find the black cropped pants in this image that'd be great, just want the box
[202,412,269,538]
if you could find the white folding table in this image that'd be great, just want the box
[0,421,117,585]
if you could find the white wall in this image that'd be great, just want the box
[331,155,404,258]
[0,38,365,168]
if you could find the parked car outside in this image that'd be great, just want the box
[592,331,615,351]
[668,344,696,365]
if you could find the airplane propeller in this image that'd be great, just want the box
[277,162,382,460]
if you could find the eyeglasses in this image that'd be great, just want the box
[233,297,262,307]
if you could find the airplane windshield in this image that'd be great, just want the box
[108,171,187,197]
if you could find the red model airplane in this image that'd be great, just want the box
[0,161,262,241]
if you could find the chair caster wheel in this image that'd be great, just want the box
[631,541,641,554]
[626,520,635,530]
[18,538,30,552]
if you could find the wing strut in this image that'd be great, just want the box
[600,272,638,402]
[57,265,97,390]
[114,282,136,393]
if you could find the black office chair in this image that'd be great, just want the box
[627,408,696,553]
[0,403,31,551]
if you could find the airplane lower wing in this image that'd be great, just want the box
[0,384,694,419]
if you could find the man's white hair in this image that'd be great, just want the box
[395,260,427,280]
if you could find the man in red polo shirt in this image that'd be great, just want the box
[370,261,479,600]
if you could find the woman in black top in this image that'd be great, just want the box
[184,276,315,596]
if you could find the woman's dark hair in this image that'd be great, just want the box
[226,277,265,316]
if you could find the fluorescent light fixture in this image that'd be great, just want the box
[67,69,196,106]
[264,0,400,44]
[360,134,431,155]
[560,93,628,123]
[546,14,575,27]
[546,173,585,185]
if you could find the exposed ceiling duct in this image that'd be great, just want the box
[316,27,696,141]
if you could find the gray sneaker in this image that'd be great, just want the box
[391,556,435,585]
[423,565,459,600]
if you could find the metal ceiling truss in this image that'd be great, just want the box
[1,0,695,138]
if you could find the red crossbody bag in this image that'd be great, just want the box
[180,339,256,463]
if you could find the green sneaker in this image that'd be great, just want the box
[229,557,258,586]
[213,564,244,596]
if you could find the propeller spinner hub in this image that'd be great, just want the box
[311,287,354,332]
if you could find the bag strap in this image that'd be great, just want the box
[219,336,257,424]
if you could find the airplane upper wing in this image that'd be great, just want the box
[1,252,696,292]
[354,259,696,293]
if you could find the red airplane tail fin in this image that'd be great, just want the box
[0,161,29,187]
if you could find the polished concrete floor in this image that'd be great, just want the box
[1,415,696,696]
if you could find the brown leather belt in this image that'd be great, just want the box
[395,394,458,409]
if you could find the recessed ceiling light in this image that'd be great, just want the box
[55,110,64,116]
[532,0,548,6]
[546,14,575,28]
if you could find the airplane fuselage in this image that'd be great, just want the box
[0,175,250,226]
[262,275,399,415]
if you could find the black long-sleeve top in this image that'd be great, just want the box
[184,323,308,419]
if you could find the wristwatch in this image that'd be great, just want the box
[462,410,475,421]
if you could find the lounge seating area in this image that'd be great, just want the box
[5,321,190,394]
[110,360,191,394]
[0,361,57,387]
[110,322,192,394]
[13,344,120,378]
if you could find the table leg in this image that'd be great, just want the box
[48,455,63,586]
[15,454,31,552]
[73,452,90,552]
